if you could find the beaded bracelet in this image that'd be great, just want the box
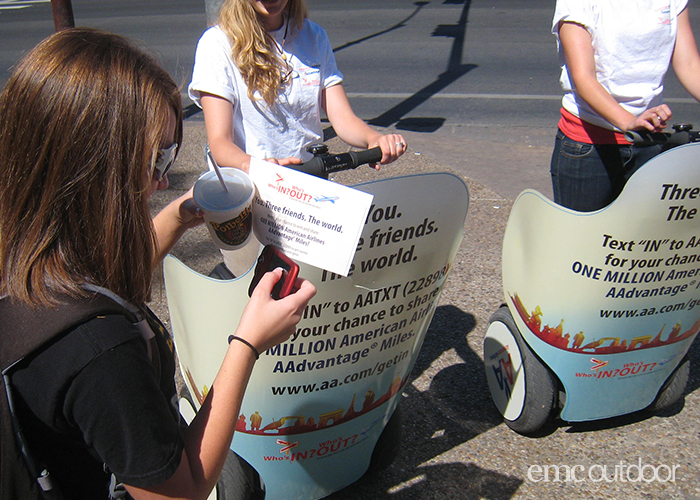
[228,335,260,360]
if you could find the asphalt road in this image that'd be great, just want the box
[4,0,699,198]
[3,0,700,198]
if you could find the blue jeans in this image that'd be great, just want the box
[550,129,662,212]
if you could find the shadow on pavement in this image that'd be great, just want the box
[326,305,522,499]
[368,0,477,130]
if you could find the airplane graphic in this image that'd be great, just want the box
[314,195,339,203]
[590,358,609,372]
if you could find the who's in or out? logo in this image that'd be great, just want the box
[270,173,340,205]
[491,345,515,399]
[265,435,362,463]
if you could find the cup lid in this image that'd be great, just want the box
[193,168,254,212]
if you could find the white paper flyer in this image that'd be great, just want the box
[248,158,374,276]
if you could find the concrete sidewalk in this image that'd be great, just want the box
[150,118,700,500]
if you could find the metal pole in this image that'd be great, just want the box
[50,0,75,32]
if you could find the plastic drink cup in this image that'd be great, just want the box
[193,168,255,250]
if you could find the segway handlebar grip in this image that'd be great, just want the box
[348,147,383,168]
[665,131,691,148]
[292,146,383,178]
[624,130,668,146]
[291,157,326,177]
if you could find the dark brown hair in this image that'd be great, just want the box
[0,28,183,306]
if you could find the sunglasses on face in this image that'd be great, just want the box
[153,143,178,181]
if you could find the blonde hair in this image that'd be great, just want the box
[218,0,308,106]
[0,28,182,306]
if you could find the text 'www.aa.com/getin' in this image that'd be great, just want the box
[527,459,680,483]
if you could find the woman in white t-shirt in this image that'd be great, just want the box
[550,0,700,211]
[189,0,407,172]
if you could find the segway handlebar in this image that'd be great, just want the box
[290,144,383,178]
[624,123,700,149]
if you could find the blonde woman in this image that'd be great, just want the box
[189,0,407,172]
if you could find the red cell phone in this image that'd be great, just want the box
[248,245,299,299]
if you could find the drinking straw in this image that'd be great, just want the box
[206,148,229,193]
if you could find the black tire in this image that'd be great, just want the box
[216,450,265,500]
[484,306,557,434]
[648,356,689,412]
[367,405,402,473]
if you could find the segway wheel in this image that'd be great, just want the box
[648,355,689,412]
[216,450,265,500]
[483,306,556,434]
[366,405,402,473]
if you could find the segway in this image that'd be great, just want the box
[483,126,700,434]
[166,157,469,499]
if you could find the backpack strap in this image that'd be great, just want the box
[0,289,151,500]
[0,293,137,373]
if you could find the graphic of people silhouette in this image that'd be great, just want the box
[250,410,263,431]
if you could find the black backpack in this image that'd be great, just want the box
[0,290,146,500]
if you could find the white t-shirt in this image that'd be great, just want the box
[189,19,343,161]
[553,0,687,130]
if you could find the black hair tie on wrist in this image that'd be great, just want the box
[228,335,260,360]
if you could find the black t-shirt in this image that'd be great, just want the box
[11,310,185,499]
